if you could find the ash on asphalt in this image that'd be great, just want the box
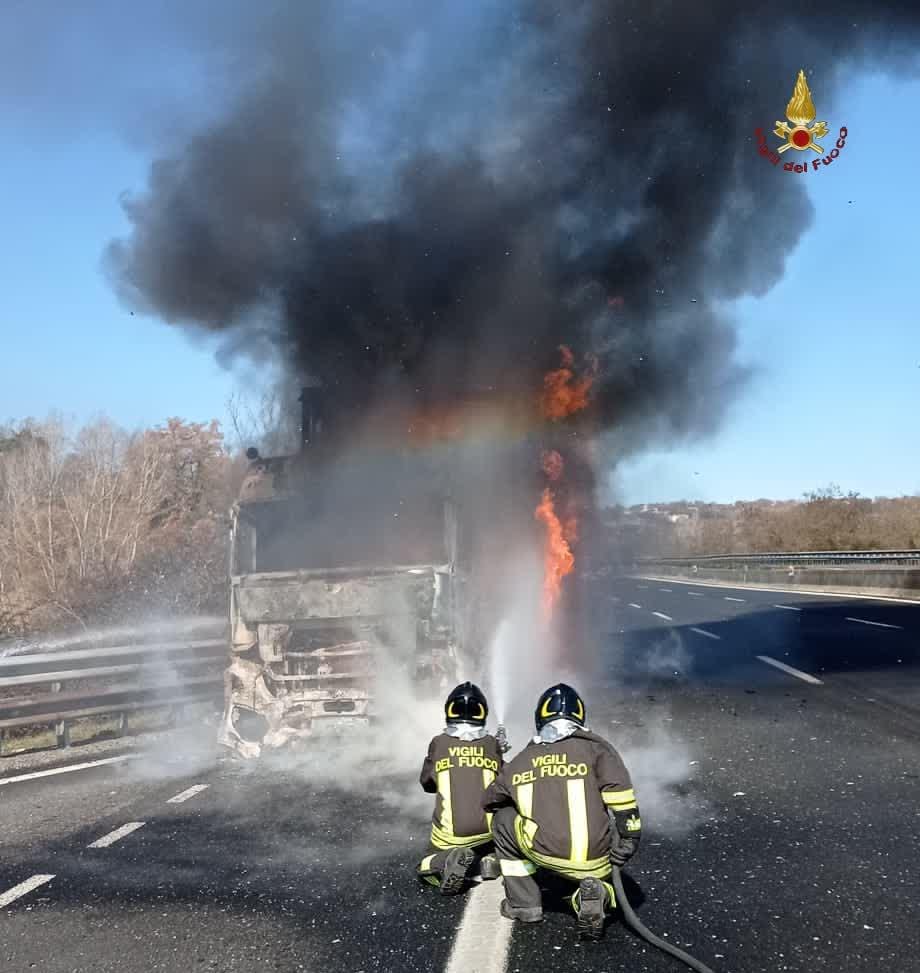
[1,757,465,973]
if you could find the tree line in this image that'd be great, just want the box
[5,411,919,636]
[0,416,243,636]
[610,486,920,559]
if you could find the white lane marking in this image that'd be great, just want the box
[633,575,919,605]
[757,655,823,685]
[652,611,673,621]
[724,596,746,602]
[637,584,649,589]
[444,879,511,973]
[0,755,136,787]
[773,604,802,612]
[690,627,721,640]
[88,821,145,848]
[659,587,672,592]
[167,784,209,804]
[0,874,55,908]
[628,602,642,609]
[845,617,904,630]
[687,591,704,597]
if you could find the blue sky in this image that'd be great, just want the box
[1,60,917,503]
[614,73,920,504]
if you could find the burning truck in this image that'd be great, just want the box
[218,388,476,758]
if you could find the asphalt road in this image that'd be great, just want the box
[2,576,919,973]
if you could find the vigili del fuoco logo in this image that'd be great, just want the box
[755,69,848,174]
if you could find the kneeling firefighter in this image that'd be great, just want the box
[417,682,510,894]
[483,683,641,939]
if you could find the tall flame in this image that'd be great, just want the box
[535,347,596,623]
[540,345,598,420]
[535,486,575,622]
[785,69,816,126]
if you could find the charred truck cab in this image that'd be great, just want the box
[219,388,468,758]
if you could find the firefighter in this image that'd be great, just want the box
[483,683,641,939]
[417,682,509,893]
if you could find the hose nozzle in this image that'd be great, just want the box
[496,722,511,753]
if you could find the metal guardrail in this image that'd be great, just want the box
[0,637,225,755]
[636,550,920,567]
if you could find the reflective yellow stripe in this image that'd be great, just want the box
[602,881,616,908]
[571,881,616,912]
[430,823,492,850]
[567,778,589,862]
[482,768,496,834]
[500,858,537,877]
[419,854,436,873]
[513,811,608,880]
[437,769,453,837]
[514,814,538,854]
[516,782,533,818]
[603,788,637,809]
[517,822,612,881]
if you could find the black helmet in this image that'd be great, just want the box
[535,683,585,731]
[445,682,488,725]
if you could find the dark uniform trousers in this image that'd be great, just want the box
[491,806,616,912]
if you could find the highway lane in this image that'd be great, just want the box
[2,580,919,972]
[625,575,920,714]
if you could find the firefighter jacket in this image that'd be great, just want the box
[482,728,641,880]
[420,732,504,849]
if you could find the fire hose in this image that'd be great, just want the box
[612,866,716,973]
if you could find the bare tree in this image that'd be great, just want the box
[0,415,235,635]
[226,380,300,456]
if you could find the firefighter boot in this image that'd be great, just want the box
[575,877,606,940]
[440,847,476,896]
[479,854,501,881]
[500,899,543,923]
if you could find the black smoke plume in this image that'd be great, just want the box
[106,1,920,452]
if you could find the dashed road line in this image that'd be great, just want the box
[628,602,642,609]
[690,627,721,640]
[687,591,704,597]
[724,596,746,602]
[659,587,672,592]
[0,754,136,786]
[637,584,649,589]
[444,879,512,973]
[773,604,802,612]
[167,784,209,804]
[757,655,823,685]
[845,617,903,630]
[652,611,673,621]
[0,874,55,908]
[633,573,920,605]
[88,821,145,848]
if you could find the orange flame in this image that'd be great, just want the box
[539,345,598,420]
[535,487,575,622]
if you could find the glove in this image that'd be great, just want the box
[609,835,638,868]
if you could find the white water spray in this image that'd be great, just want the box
[487,617,514,725]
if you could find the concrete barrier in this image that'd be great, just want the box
[637,563,920,601]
